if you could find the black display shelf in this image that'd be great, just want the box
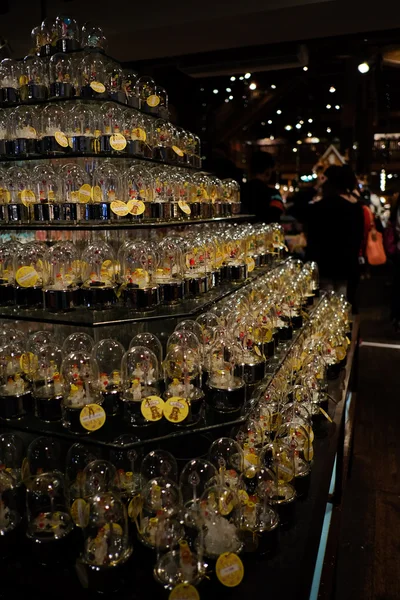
[0,214,253,231]
[0,150,200,170]
[0,259,277,327]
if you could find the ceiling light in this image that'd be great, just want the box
[295,123,302,129]
[276,109,282,115]
[270,135,274,140]
[297,140,302,144]
[329,86,336,93]
[293,147,298,152]
[303,66,308,71]
[249,83,257,90]
[229,95,233,100]
[271,84,276,89]
[261,121,265,125]
[308,118,313,123]
[230,76,236,81]
[213,89,219,94]
[268,120,273,124]
[244,73,251,79]
[327,127,331,133]
[307,132,312,137]
[226,87,231,92]
[285,125,292,131]
[335,105,340,110]
[358,62,370,74]
[326,104,331,109]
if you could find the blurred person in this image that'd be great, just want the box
[385,187,400,328]
[286,165,327,226]
[306,165,364,308]
[243,151,284,223]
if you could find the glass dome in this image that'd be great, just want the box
[208,438,244,488]
[122,69,138,107]
[110,435,142,500]
[154,238,185,305]
[91,338,125,417]
[179,458,217,509]
[40,104,68,154]
[66,104,95,154]
[80,52,108,98]
[153,119,174,162]
[19,55,48,101]
[206,333,245,413]
[81,241,118,309]
[26,472,74,545]
[0,433,24,483]
[198,484,242,558]
[13,241,46,308]
[135,76,156,109]
[54,15,80,52]
[43,241,80,311]
[80,492,132,568]
[96,102,126,154]
[62,332,94,355]
[81,460,118,498]
[0,343,29,416]
[120,240,160,311]
[0,240,21,306]
[49,53,75,98]
[0,58,20,104]
[129,332,163,365]
[141,449,178,484]
[121,346,160,427]
[60,351,101,434]
[65,442,100,504]
[27,436,62,475]
[81,23,107,51]
[32,163,59,206]
[9,106,39,156]
[32,343,63,422]
[60,162,91,203]
[92,160,123,206]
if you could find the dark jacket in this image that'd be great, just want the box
[307,195,364,279]
[243,179,284,223]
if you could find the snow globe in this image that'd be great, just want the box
[9,105,39,157]
[135,76,157,114]
[13,241,45,308]
[182,237,209,297]
[80,52,109,99]
[67,103,95,154]
[141,449,178,484]
[122,69,139,108]
[43,241,80,311]
[19,55,48,101]
[49,53,75,98]
[110,435,142,502]
[55,15,80,52]
[60,351,103,435]
[258,442,297,526]
[0,344,32,420]
[125,164,155,220]
[91,338,125,417]
[65,443,100,506]
[62,332,94,355]
[0,240,20,306]
[26,471,75,565]
[138,477,184,552]
[31,163,60,222]
[121,346,160,427]
[205,333,246,417]
[38,103,68,155]
[153,119,174,163]
[120,240,160,311]
[0,469,22,558]
[154,238,185,304]
[81,241,118,309]
[0,58,20,104]
[96,102,126,155]
[59,162,90,221]
[163,345,204,426]
[179,458,217,535]
[33,343,63,422]
[222,179,241,215]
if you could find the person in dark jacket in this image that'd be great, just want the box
[243,151,284,223]
[306,165,364,308]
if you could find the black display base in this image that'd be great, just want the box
[33,202,78,222]
[102,389,120,417]
[27,527,79,567]
[7,203,31,223]
[39,135,70,156]
[44,288,79,311]
[11,138,38,157]
[14,286,43,308]
[35,394,63,422]
[69,135,94,154]
[159,281,184,304]
[0,86,19,105]
[0,392,30,420]
[0,283,15,306]
[224,264,248,282]
[76,551,133,593]
[62,406,90,435]
[56,38,80,53]
[205,381,246,413]
[237,361,266,385]
[184,276,209,297]
[122,285,160,311]
[81,284,117,309]
[19,84,47,102]
[49,81,75,99]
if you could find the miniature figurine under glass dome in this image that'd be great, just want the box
[110,435,142,502]
[0,469,22,558]
[67,103,95,154]
[141,449,178,484]
[26,471,75,565]
[206,333,246,417]
[153,119,174,163]
[91,338,125,416]
[163,344,204,426]
[81,241,118,309]
[120,240,160,311]
[9,105,39,157]
[19,55,48,102]
[59,162,90,221]
[13,241,45,308]
[39,103,69,156]
[31,163,60,221]
[223,178,241,215]
[0,240,20,306]
[0,58,20,104]
[154,238,185,304]
[154,539,206,589]
[135,76,156,114]
[32,343,63,422]
[60,351,102,435]
[77,492,133,593]
[0,433,24,485]
[182,237,210,297]
[179,458,217,533]
[121,346,160,428]
[48,53,75,98]
[54,15,80,52]
[43,241,80,311]
[96,102,126,155]
[0,343,31,423]
[125,164,155,220]
[62,332,94,356]
[138,477,184,552]
[258,442,297,525]
[81,22,108,51]
[80,52,109,99]
[129,332,163,366]
[235,317,266,389]
[90,160,124,221]
[65,442,100,506]
[0,112,9,159]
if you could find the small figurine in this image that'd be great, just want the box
[129,378,142,401]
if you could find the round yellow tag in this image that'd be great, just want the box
[246,257,255,272]
[169,584,200,600]
[141,396,164,421]
[164,397,189,423]
[80,404,106,431]
[178,200,191,215]
[0,189,11,204]
[146,94,160,107]
[111,201,130,216]
[16,266,38,288]
[336,346,347,361]
[92,185,103,203]
[19,352,38,375]
[71,498,89,528]
[78,184,92,204]
[262,329,273,343]
[172,145,185,157]
[238,489,249,505]
[90,81,106,94]
[131,127,147,142]
[303,443,314,462]
[22,126,37,139]
[128,494,144,520]
[129,200,146,216]
[20,189,36,207]
[55,131,69,148]
[216,553,244,587]
[109,133,127,151]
